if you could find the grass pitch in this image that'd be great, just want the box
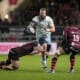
[0,55,80,80]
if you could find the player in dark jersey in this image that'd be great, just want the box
[0,41,44,70]
[48,24,80,73]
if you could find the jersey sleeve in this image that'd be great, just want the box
[63,27,68,37]
[61,27,69,47]
[32,16,38,23]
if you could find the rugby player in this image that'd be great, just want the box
[0,41,44,70]
[27,8,55,68]
[48,22,80,73]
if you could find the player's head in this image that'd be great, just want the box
[39,8,47,20]
[67,20,80,29]
[68,20,76,26]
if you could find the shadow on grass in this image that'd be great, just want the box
[17,69,43,73]
[0,69,44,74]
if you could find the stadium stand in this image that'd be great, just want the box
[0,0,80,43]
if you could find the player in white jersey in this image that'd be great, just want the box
[27,8,55,68]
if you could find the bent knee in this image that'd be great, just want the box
[12,66,19,70]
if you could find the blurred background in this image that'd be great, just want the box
[0,0,80,42]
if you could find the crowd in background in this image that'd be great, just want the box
[0,0,80,26]
[0,0,80,42]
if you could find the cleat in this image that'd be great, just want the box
[42,62,47,69]
[47,70,55,73]
[42,66,48,70]
[68,69,74,73]
[42,66,48,71]
[42,66,47,69]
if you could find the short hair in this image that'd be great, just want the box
[40,8,46,11]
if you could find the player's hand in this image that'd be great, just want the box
[27,26,35,34]
[29,27,35,34]
[46,29,50,32]
[44,27,50,32]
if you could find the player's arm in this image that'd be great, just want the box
[61,36,68,47]
[61,29,68,47]
[27,16,38,34]
[46,18,55,32]
[46,23,55,32]
[34,46,44,52]
[55,32,68,56]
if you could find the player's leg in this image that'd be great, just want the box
[1,48,20,70]
[0,60,19,70]
[41,43,48,68]
[38,37,48,68]
[69,50,76,73]
[1,59,19,70]
[11,60,19,70]
[48,47,64,73]
[10,48,20,70]
[46,44,51,60]
[0,51,14,66]
[0,60,11,66]
[0,49,13,67]
[41,43,51,69]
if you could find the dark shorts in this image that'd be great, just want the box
[8,48,19,61]
[62,45,80,55]
[39,37,51,52]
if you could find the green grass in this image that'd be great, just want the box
[0,55,80,80]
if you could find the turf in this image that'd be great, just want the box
[0,55,80,80]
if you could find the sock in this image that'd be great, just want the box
[42,55,46,64]
[46,55,48,60]
[70,55,75,70]
[42,53,47,67]
[51,57,57,70]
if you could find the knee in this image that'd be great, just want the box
[11,60,19,70]
[6,60,11,65]
[55,48,62,57]
[12,66,19,70]
[47,44,51,52]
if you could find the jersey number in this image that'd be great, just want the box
[73,34,80,41]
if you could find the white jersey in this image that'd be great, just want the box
[32,16,54,44]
